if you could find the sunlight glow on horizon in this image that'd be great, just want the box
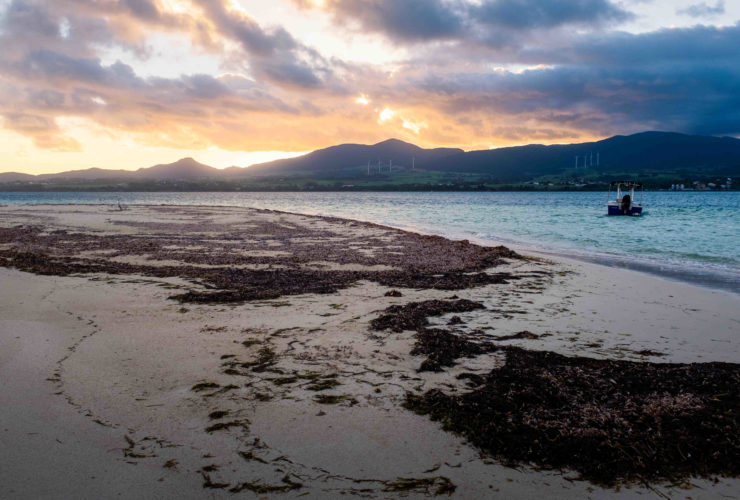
[0,123,308,174]
[402,119,427,135]
[378,107,395,124]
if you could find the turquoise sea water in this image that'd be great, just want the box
[1,191,738,293]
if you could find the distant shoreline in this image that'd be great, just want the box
[1,186,738,193]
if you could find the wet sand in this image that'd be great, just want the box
[0,204,738,499]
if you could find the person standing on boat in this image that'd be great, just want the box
[621,193,631,215]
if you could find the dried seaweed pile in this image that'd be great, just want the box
[0,215,518,303]
[405,347,740,484]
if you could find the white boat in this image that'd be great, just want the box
[607,181,643,216]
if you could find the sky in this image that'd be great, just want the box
[1,0,739,174]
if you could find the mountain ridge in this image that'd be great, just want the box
[245,138,464,176]
[2,132,739,184]
[419,131,740,181]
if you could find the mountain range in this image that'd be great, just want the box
[420,131,740,182]
[1,132,739,185]
[246,138,463,176]
[0,157,223,183]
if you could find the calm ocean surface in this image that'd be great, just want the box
[1,191,738,293]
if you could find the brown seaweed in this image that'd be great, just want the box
[412,328,489,372]
[204,420,250,434]
[191,382,220,392]
[229,474,302,494]
[405,346,740,485]
[370,299,485,333]
[383,476,456,496]
[0,219,519,304]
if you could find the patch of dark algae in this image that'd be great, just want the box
[405,347,740,486]
[0,222,520,304]
[412,328,489,372]
[371,299,492,371]
[370,298,485,332]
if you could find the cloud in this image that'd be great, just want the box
[321,0,466,42]
[569,22,740,65]
[27,89,66,109]
[0,45,308,152]
[402,118,427,134]
[404,22,740,137]
[1,0,738,161]
[194,0,331,89]
[0,0,351,152]
[296,0,632,46]
[1,112,82,151]
[474,0,633,29]
[32,134,83,152]
[122,0,161,21]
[9,0,329,90]
[258,58,323,88]
[181,74,232,99]
[1,0,58,38]
[678,1,725,18]
[196,0,297,55]
[19,50,109,83]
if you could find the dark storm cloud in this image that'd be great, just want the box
[412,22,740,136]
